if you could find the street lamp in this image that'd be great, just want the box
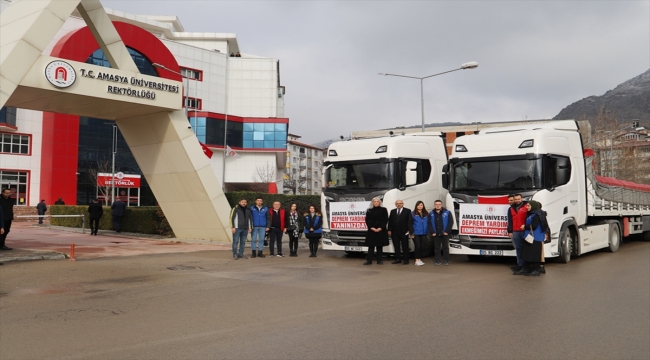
[379,61,479,132]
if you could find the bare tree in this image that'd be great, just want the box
[87,160,117,205]
[251,162,277,193]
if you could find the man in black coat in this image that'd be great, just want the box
[36,200,47,224]
[0,188,14,250]
[88,198,104,236]
[111,198,127,233]
[388,200,411,265]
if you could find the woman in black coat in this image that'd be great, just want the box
[363,197,389,265]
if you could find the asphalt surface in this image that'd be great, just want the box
[1,238,648,360]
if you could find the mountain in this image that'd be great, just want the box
[554,69,650,123]
[312,138,338,149]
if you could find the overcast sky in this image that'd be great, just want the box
[104,0,650,144]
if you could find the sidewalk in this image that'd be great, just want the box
[0,222,232,263]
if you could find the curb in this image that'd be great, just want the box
[1,252,67,263]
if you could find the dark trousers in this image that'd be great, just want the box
[433,235,450,263]
[38,211,45,224]
[90,218,100,234]
[308,236,320,254]
[288,232,299,254]
[413,234,426,259]
[0,219,12,247]
[269,228,283,255]
[366,244,383,262]
[392,232,409,262]
[113,216,123,232]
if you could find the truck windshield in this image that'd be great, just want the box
[325,161,395,190]
[452,158,542,192]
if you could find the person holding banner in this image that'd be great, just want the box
[304,205,322,257]
[519,200,547,276]
[408,201,429,266]
[388,200,411,265]
[430,200,453,266]
[363,198,389,265]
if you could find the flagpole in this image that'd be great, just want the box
[221,46,230,193]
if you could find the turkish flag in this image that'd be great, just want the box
[200,142,213,159]
[478,195,509,204]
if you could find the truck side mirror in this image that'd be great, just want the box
[405,161,418,186]
[442,164,449,190]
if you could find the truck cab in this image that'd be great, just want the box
[321,133,452,255]
[447,120,587,259]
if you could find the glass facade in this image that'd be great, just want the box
[0,106,17,127]
[76,47,158,205]
[190,117,287,149]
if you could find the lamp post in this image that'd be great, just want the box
[379,62,478,132]
[111,124,117,204]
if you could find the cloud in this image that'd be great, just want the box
[103,0,650,143]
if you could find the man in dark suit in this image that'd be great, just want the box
[88,198,103,235]
[387,199,411,265]
[111,197,127,233]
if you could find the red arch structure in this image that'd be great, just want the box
[41,21,181,204]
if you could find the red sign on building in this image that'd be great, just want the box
[97,173,141,188]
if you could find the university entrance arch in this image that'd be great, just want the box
[0,0,232,241]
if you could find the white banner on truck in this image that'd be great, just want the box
[459,204,510,238]
[329,201,370,230]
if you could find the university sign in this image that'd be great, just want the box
[459,204,510,238]
[329,201,370,230]
[97,173,141,188]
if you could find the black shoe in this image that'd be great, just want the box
[363,261,372,265]
[377,261,383,265]
[313,253,317,257]
[1,246,12,251]
[513,268,528,275]
[539,266,546,274]
[511,265,523,271]
[251,251,256,258]
[309,253,315,257]
[269,253,275,257]
[391,260,402,264]
[257,251,265,258]
[526,270,541,277]
[403,260,409,265]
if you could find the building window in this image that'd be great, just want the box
[0,170,28,206]
[0,133,30,154]
[183,97,202,110]
[242,122,287,149]
[293,146,297,151]
[299,147,305,154]
[0,107,17,127]
[180,67,203,81]
[86,47,158,77]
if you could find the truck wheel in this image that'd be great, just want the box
[607,221,621,253]
[556,227,573,263]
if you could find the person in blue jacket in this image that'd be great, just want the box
[250,196,269,258]
[519,200,547,276]
[429,199,453,266]
[304,205,322,257]
[409,200,429,266]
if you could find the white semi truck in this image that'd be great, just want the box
[446,120,650,262]
[320,133,453,255]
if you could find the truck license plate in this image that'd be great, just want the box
[345,246,363,252]
[479,250,503,256]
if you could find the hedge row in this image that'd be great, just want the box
[49,206,173,236]
[49,193,321,236]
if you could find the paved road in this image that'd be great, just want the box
[1,239,648,360]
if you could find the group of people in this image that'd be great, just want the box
[229,197,322,259]
[507,194,551,277]
[364,197,453,266]
[229,52,242,57]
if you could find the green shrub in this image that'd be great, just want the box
[49,205,174,236]
[225,192,321,213]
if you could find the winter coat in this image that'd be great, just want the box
[524,210,547,242]
[507,203,528,233]
[111,200,126,217]
[304,212,322,238]
[230,205,253,230]
[87,202,104,220]
[286,210,304,236]
[409,212,429,236]
[36,201,47,214]
[365,206,389,247]
[266,208,286,231]
[0,195,14,221]
[251,205,269,227]
[429,208,453,235]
